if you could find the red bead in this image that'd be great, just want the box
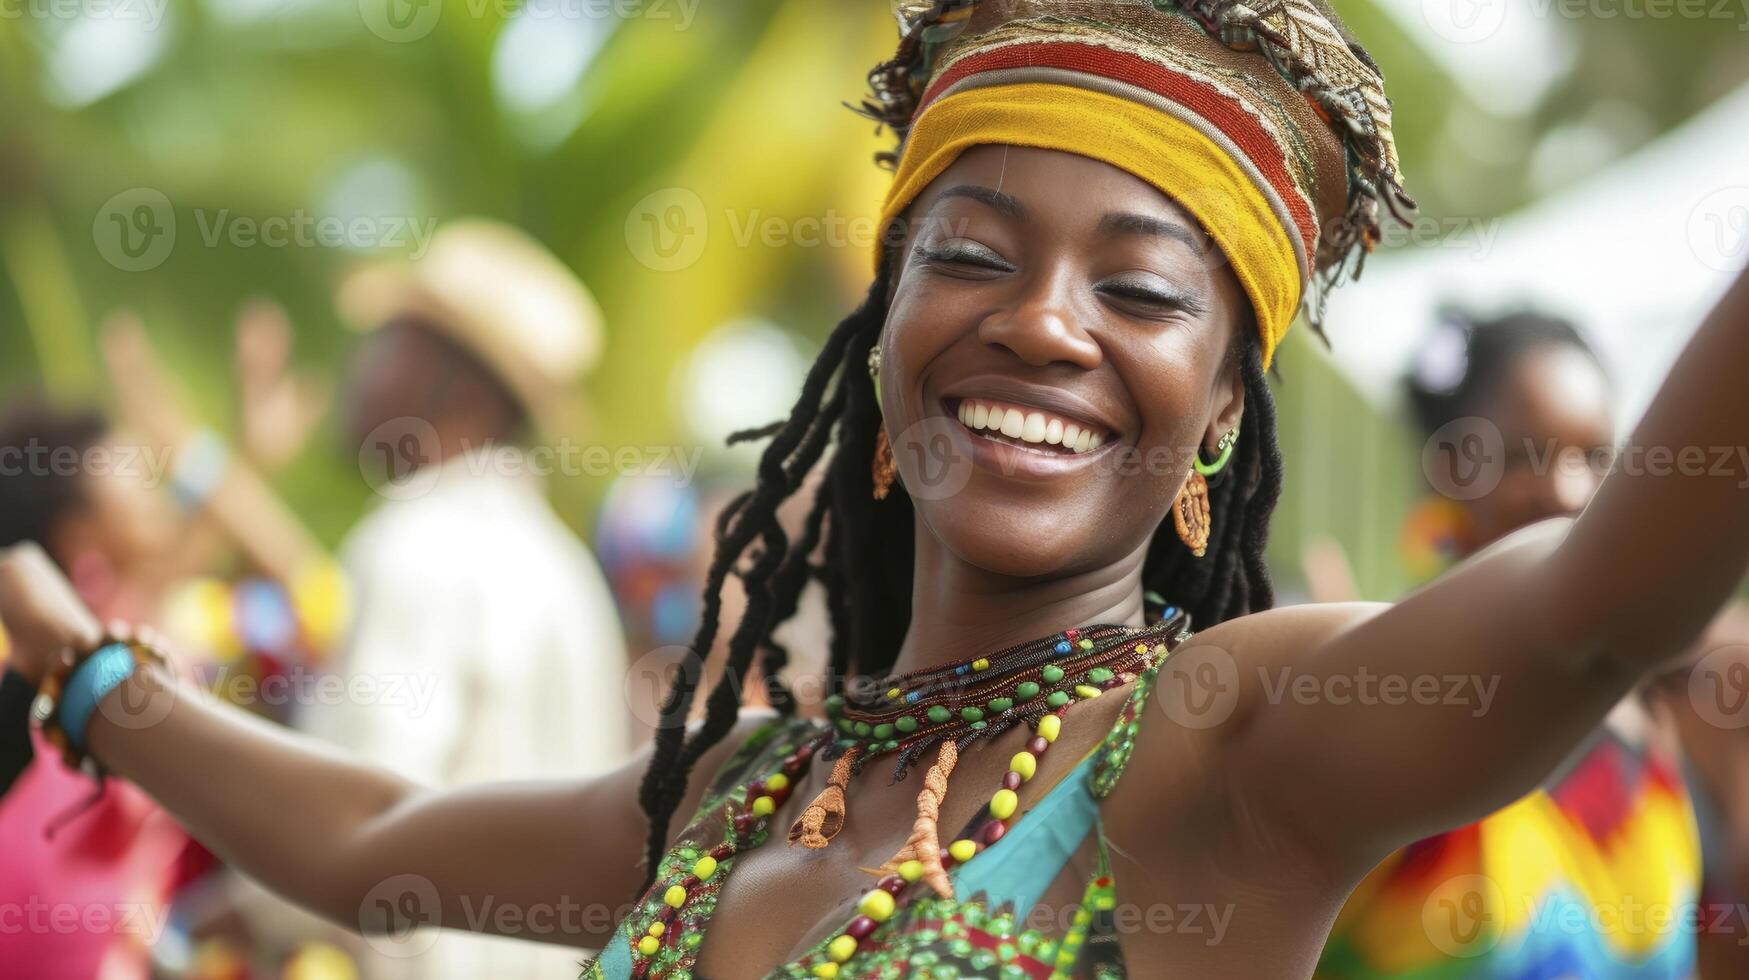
[1065,628,1079,640]
[1027,736,1049,755]
[878,874,905,894]
[983,821,1008,845]
[1001,771,1022,791]
[747,780,765,797]
[846,915,878,940]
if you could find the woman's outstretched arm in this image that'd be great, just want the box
[0,542,753,949]
[1166,266,1749,877]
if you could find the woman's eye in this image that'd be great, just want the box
[1098,277,1206,316]
[916,240,1013,272]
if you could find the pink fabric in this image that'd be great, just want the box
[0,731,192,979]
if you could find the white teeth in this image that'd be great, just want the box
[953,399,1108,453]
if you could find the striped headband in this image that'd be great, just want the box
[864,0,1414,368]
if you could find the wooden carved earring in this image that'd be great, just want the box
[870,344,897,500]
[1175,426,1237,557]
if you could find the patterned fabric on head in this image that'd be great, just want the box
[862,0,1415,368]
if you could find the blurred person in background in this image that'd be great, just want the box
[264,218,634,979]
[1316,310,1749,978]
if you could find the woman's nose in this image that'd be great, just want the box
[977,271,1102,370]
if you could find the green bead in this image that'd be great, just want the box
[960,706,984,722]
[853,721,872,737]
[873,723,895,739]
[987,697,1012,713]
[825,694,846,713]
[970,720,987,730]
[1087,667,1114,683]
[1015,681,1040,700]
[837,718,854,732]
[1078,639,1094,650]
[1040,665,1064,684]
[896,715,919,733]
[1047,690,1070,707]
[883,740,900,752]
[928,705,952,724]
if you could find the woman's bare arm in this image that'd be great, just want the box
[1160,267,1749,877]
[0,543,756,948]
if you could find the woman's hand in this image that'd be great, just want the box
[0,543,103,685]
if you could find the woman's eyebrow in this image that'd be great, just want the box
[1098,211,1204,253]
[931,184,1026,219]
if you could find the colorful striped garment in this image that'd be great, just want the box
[1317,727,1700,979]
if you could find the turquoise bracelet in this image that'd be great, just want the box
[58,643,137,751]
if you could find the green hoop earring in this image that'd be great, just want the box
[868,344,883,413]
[1193,426,1238,477]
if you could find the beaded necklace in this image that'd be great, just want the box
[610,608,1190,979]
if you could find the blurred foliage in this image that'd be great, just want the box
[0,0,1744,598]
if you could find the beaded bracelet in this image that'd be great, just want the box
[32,637,168,773]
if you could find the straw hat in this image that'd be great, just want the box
[337,218,604,436]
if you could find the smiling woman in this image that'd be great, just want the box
[1,1,1747,979]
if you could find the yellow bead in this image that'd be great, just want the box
[989,788,1019,821]
[1037,714,1061,743]
[972,658,990,671]
[1074,684,1101,700]
[693,856,718,881]
[647,921,665,937]
[898,859,924,883]
[1009,751,1037,782]
[813,965,840,979]
[828,934,859,963]
[1135,643,1148,654]
[638,935,660,956]
[859,888,896,922]
[886,687,902,701]
[948,839,978,863]
[765,773,789,793]
[663,885,686,908]
[751,795,776,817]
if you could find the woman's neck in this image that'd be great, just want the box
[888,534,1152,676]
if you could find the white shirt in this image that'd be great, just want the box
[295,447,632,977]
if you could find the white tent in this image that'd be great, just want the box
[1320,81,1749,430]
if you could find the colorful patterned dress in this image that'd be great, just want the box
[1315,725,1700,979]
[582,637,1182,980]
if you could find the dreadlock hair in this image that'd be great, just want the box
[634,240,1287,885]
[1404,309,1606,441]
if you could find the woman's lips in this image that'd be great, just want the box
[952,397,1110,455]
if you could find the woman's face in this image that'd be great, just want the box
[879,145,1249,578]
[1461,345,1614,548]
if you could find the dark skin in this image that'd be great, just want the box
[341,320,524,464]
[3,146,1749,976]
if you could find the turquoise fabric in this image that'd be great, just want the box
[949,747,1103,919]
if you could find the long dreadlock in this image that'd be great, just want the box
[635,244,1285,883]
